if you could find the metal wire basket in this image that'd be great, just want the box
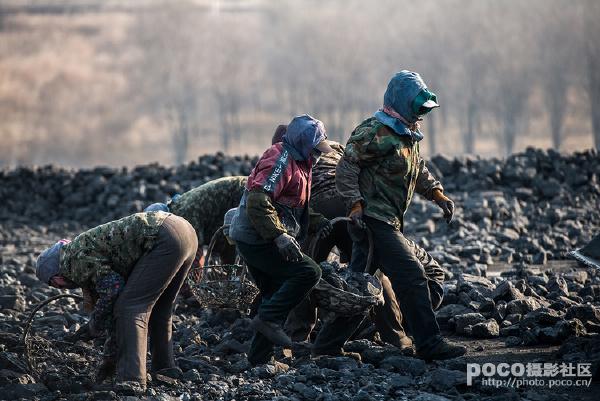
[308,217,383,316]
[187,225,259,312]
[22,293,99,389]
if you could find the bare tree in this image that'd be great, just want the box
[537,0,577,150]
[131,3,205,164]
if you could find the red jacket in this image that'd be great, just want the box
[246,143,313,208]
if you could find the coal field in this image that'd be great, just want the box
[1,148,599,400]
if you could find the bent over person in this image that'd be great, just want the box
[330,70,466,360]
[229,114,333,365]
[35,211,197,389]
[145,176,248,277]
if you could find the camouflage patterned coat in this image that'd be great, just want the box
[311,141,344,204]
[336,117,442,230]
[169,176,247,246]
[59,211,170,334]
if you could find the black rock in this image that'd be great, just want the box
[0,295,25,312]
[428,368,467,391]
[454,313,486,335]
[380,356,426,376]
[565,304,600,324]
[471,319,500,338]
[1,383,49,398]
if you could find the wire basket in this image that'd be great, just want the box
[308,217,382,316]
[187,226,259,312]
[22,294,100,390]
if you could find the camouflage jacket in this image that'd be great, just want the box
[311,141,344,204]
[59,211,169,334]
[169,176,247,246]
[336,117,442,230]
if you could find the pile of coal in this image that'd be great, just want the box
[439,271,600,345]
[406,148,599,264]
[0,153,257,226]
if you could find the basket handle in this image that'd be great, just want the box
[204,225,227,267]
[308,216,374,274]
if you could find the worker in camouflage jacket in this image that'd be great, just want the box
[144,176,247,282]
[229,114,334,365]
[273,131,446,355]
[34,211,197,389]
[328,70,466,361]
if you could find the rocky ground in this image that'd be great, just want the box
[1,148,600,400]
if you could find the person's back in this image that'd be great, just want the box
[169,176,247,245]
[311,141,344,205]
[60,211,170,286]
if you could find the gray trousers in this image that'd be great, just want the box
[113,215,197,384]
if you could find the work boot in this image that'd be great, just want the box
[392,334,415,356]
[311,348,362,362]
[417,337,466,361]
[94,357,116,384]
[151,367,183,380]
[251,316,292,347]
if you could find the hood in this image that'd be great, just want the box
[36,239,70,284]
[282,114,326,161]
[384,70,428,124]
[374,70,433,141]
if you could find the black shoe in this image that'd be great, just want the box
[417,338,466,361]
[152,367,183,380]
[250,316,292,347]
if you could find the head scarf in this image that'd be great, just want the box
[144,202,170,212]
[36,239,70,284]
[374,70,438,142]
[282,114,327,161]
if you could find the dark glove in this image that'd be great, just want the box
[348,202,366,229]
[274,233,303,262]
[317,219,333,238]
[67,316,102,342]
[432,189,454,224]
[95,357,116,384]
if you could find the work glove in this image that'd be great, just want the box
[66,321,99,342]
[67,315,102,342]
[348,202,366,229]
[432,189,454,224]
[95,356,116,384]
[317,219,333,238]
[274,233,303,262]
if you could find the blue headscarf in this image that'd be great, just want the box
[282,114,326,161]
[374,70,431,142]
[36,240,69,284]
[144,202,169,212]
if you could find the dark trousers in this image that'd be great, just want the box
[287,194,444,346]
[236,241,321,365]
[113,215,198,384]
[313,216,443,352]
[310,195,353,263]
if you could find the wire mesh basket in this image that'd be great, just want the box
[308,217,382,316]
[22,293,100,390]
[187,226,259,312]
